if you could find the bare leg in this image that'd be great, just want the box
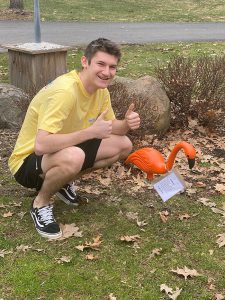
[93,134,132,169]
[33,147,85,208]
[34,135,132,207]
[74,135,132,179]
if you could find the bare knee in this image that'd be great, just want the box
[119,136,133,159]
[57,147,85,175]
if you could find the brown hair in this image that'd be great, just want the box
[84,38,121,64]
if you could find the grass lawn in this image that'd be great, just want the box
[0,41,225,299]
[1,41,225,83]
[1,0,225,22]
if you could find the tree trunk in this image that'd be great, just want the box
[9,0,24,10]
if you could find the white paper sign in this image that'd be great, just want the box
[153,169,186,202]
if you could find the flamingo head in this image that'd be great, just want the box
[187,158,195,169]
[180,142,196,169]
[166,141,196,170]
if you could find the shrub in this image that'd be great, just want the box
[155,56,196,128]
[155,55,225,132]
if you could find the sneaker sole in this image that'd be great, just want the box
[56,192,79,206]
[30,212,62,239]
[36,228,62,239]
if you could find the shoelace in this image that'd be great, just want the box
[38,205,55,225]
[68,182,77,196]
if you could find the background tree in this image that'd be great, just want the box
[9,0,24,10]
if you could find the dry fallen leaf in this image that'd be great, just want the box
[136,219,148,227]
[159,210,169,223]
[211,207,225,216]
[89,235,102,249]
[75,245,86,252]
[16,245,32,252]
[215,183,225,195]
[0,204,8,209]
[149,248,162,259]
[179,213,190,220]
[59,223,83,240]
[131,174,147,191]
[56,256,72,264]
[3,211,13,218]
[198,198,216,208]
[207,277,215,291]
[160,283,182,300]
[33,248,44,253]
[79,185,102,195]
[98,176,111,186]
[126,211,138,220]
[186,187,197,196]
[0,249,13,258]
[120,235,141,243]
[195,181,206,188]
[108,293,117,300]
[116,165,127,179]
[85,253,98,260]
[209,249,214,256]
[215,293,225,300]
[12,201,22,207]
[216,233,225,248]
[17,211,26,219]
[222,202,225,211]
[76,235,103,251]
[171,266,201,280]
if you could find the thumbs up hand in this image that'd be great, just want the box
[125,103,140,130]
[92,108,112,139]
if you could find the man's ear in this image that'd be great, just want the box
[81,56,88,68]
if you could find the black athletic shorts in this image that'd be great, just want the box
[14,138,102,191]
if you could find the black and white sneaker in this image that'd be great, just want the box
[30,200,62,239]
[56,182,79,206]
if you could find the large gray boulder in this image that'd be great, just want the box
[108,75,171,135]
[0,83,29,129]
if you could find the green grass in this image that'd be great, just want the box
[1,182,225,299]
[1,0,225,22]
[2,41,225,83]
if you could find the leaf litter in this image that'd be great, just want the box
[75,235,102,252]
[1,119,225,297]
[216,233,225,248]
[58,223,83,240]
[171,266,201,280]
[160,283,182,300]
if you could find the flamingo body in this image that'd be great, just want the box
[125,147,167,180]
[125,141,196,180]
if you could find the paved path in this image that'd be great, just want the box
[1,21,225,51]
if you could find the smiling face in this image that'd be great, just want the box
[80,51,118,94]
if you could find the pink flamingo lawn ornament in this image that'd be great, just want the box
[125,141,196,180]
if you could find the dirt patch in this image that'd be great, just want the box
[0,9,33,21]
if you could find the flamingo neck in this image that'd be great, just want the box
[166,142,185,170]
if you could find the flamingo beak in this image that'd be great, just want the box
[188,158,195,169]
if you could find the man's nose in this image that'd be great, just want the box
[102,66,110,76]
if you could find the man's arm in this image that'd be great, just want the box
[35,109,112,155]
[112,103,140,135]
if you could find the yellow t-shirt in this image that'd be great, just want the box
[8,70,115,175]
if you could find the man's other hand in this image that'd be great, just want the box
[92,108,112,139]
[125,103,140,130]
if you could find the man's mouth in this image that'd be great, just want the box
[97,75,110,81]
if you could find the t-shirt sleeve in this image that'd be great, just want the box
[37,90,74,133]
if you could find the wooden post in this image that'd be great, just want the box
[2,43,70,95]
